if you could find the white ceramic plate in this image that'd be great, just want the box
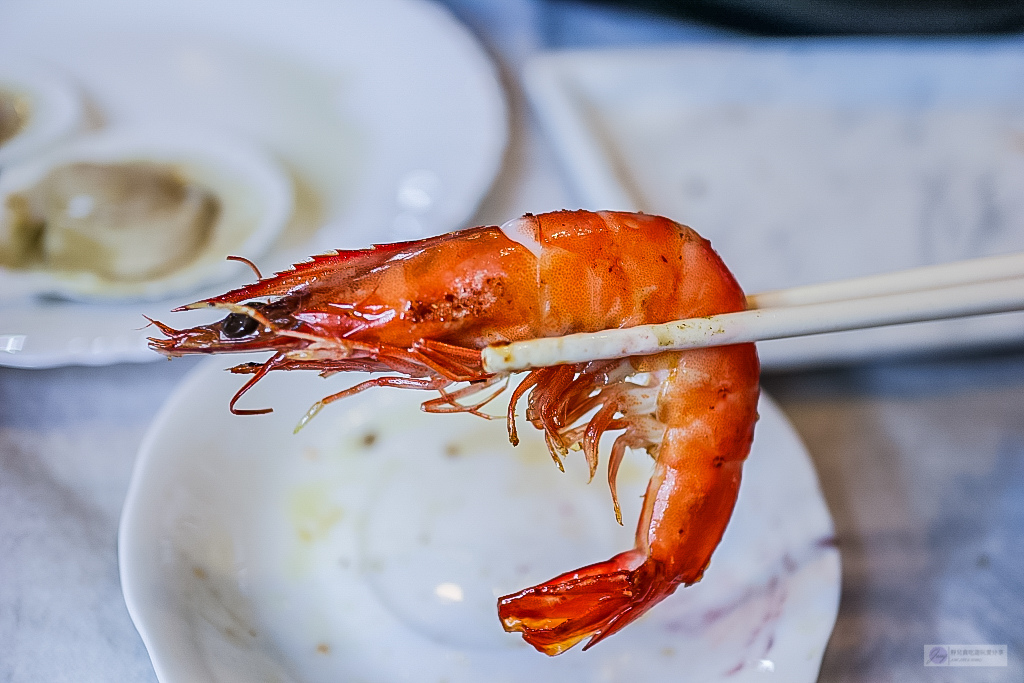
[120,357,840,682]
[0,0,507,367]
[525,42,1024,369]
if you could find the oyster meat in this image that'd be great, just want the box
[1,160,219,281]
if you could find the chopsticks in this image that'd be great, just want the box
[481,252,1024,373]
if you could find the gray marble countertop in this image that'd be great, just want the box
[2,1,1022,681]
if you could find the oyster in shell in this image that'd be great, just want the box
[0,128,293,301]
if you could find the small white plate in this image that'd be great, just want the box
[0,0,507,367]
[525,41,1024,369]
[0,127,292,301]
[120,358,840,682]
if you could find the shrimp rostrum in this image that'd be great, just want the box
[150,210,759,655]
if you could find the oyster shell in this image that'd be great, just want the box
[0,128,293,301]
[0,63,82,167]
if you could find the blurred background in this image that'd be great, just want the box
[583,0,1024,34]
[2,1,1023,681]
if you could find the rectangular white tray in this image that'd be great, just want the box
[525,41,1024,369]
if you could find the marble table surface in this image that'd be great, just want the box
[2,1,1022,681]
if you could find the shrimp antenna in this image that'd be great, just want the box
[226,255,263,280]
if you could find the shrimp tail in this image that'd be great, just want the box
[497,550,679,655]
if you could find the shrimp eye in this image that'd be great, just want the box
[221,312,260,338]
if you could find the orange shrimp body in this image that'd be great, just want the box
[150,210,759,655]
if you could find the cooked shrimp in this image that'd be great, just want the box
[149,210,759,655]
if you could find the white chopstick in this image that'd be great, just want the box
[481,252,1024,374]
[748,251,1024,308]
